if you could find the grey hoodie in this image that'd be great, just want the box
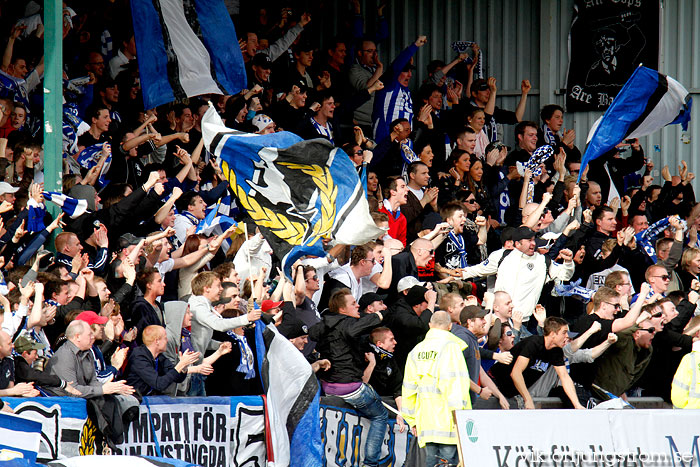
[163,301,190,396]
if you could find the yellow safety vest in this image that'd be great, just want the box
[401,328,472,448]
[671,351,700,409]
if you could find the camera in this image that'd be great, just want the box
[485,141,508,154]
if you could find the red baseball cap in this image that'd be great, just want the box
[75,310,109,326]
[261,300,283,313]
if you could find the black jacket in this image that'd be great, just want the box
[309,312,382,384]
[14,356,66,389]
[383,297,432,369]
[125,345,186,397]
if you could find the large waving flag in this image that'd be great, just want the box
[130,0,247,110]
[579,66,692,181]
[254,320,323,467]
[202,106,383,278]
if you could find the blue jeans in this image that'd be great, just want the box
[425,443,459,467]
[340,383,388,467]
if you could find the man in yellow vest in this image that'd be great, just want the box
[671,339,700,409]
[402,310,471,467]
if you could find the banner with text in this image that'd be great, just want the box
[565,0,659,112]
[456,409,700,466]
[3,396,412,466]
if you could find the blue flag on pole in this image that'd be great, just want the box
[201,107,383,279]
[579,66,692,181]
[130,0,247,110]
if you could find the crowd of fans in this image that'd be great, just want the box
[0,0,698,463]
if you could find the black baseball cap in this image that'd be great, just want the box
[459,305,487,324]
[471,78,489,93]
[359,292,387,311]
[277,314,309,339]
[252,53,272,69]
[405,285,429,307]
[512,226,536,242]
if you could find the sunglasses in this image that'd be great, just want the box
[650,311,663,319]
[604,302,622,310]
[464,199,477,204]
[653,275,671,281]
[418,248,435,254]
[540,208,550,219]
[306,275,318,281]
[640,327,656,335]
[504,331,514,337]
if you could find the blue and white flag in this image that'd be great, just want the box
[254,320,323,467]
[579,66,692,181]
[0,412,42,462]
[75,144,105,170]
[202,107,384,279]
[130,0,247,110]
[196,199,240,253]
[42,192,88,218]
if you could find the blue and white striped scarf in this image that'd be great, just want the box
[226,331,255,379]
[523,145,554,203]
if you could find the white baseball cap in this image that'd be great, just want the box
[0,182,20,196]
[397,276,422,293]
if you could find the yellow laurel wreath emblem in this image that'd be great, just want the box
[221,160,336,246]
[79,417,96,455]
[277,162,337,243]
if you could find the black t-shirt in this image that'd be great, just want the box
[489,335,564,398]
[511,335,565,367]
[77,130,111,148]
[569,314,614,388]
[570,314,614,349]
[0,357,15,390]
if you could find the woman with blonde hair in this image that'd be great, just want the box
[679,247,700,290]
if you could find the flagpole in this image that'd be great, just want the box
[243,222,254,279]
[44,0,63,253]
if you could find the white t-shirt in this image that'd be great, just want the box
[407,185,424,201]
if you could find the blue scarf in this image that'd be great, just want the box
[310,118,334,145]
[227,331,255,379]
[27,199,46,233]
[181,211,200,227]
[635,217,673,263]
[447,232,468,268]
[180,328,194,353]
[542,124,557,146]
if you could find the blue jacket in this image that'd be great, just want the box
[125,345,186,396]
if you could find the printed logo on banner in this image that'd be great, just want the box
[465,419,478,443]
[565,0,660,112]
[4,398,89,461]
[320,404,410,467]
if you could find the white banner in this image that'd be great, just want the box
[455,409,700,466]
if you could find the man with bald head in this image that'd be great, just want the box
[382,237,435,299]
[47,320,138,446]
[585,181,602,209]
[493,291,528,343]
[126,325,200,396]
[402,311,471,466]
[47,320,135,398]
